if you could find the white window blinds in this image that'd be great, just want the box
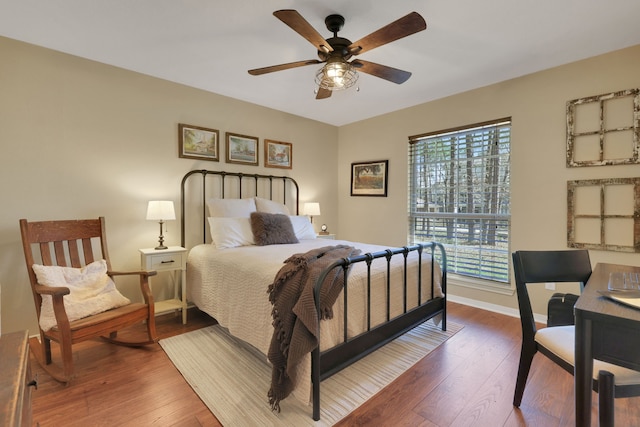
[408,119,511,283]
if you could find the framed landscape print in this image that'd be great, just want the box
[225,132,258,166]
[178,123,219,161]
[351,160,388,197]
[264,139,292,169]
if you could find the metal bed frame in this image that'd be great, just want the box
[180,169,447,421]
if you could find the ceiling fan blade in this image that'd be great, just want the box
[274,10,333,53]
[348,12,426,55]
[248,59,322,76]
[316,87,332,100]
[351,60,412,84]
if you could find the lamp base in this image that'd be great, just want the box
[155,220,168,250]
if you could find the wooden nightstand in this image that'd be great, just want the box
[316,233,336,240]
[139,246,188,324]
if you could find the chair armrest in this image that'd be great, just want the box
[108,270,158,278]
[108,270,157,307]
[34,284,70,296]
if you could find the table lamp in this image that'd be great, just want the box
[303,202,321,223]
[146,201,175,250]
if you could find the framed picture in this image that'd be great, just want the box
[225,132,259,166]
[264,139,292,169]
[351,160,389,197]
[178,124,219,161]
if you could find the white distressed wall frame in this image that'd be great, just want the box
[566,88,639,167]
[567,178,640,253]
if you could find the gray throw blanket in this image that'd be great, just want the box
[267,244,361,412]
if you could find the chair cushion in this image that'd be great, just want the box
[32,259,131,331]
[536,325,640,386]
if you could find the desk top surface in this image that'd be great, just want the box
[576,263,640,323]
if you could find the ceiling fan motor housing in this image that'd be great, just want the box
[318,14,352,61]
[318,37,352,61]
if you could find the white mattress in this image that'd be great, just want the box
[187,238,442,353]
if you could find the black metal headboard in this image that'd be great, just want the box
[180,169,300,247]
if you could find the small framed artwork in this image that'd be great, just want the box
[178,123,219,161]
[351,160,389,197]
[264,139,292,169]
[225,132,259,166]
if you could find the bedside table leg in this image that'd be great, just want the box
[181,267,187,324]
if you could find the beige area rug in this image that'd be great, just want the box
[160,320,462,426]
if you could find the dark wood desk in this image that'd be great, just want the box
[575,263,640,426]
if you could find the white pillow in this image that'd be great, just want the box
[32,259,131,332]
[207,198,256,218]
[208,217,255,249]
[255,197,290,215]
[289,215,317,240]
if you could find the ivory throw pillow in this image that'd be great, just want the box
[208,217,255,249]
[32,259,131,331]
[206,198,257,218]
[289,215,317,240]
[254,197,290,215]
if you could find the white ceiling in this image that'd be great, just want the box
[1,0,639,126]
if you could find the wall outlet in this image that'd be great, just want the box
[545,282,556,291]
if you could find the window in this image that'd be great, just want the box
[408,118,511,283]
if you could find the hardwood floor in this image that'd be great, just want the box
[30,303,640,426]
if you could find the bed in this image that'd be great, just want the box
[180,169,447,421]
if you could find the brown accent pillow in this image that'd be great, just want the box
[250,212,299,246]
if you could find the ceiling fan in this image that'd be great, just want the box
[248,10,427,100]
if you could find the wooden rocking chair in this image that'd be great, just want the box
[19,217,158,383]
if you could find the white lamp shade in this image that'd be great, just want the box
[146,201,176,221]
[303,202,321,216]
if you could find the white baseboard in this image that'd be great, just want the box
[447,294,547,325]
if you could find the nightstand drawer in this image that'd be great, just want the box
[140,246,187,272]
[146,252,184,271]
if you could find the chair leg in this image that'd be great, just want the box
[146,314,158,343]
[29,336,73,383]
[598,370,614,427]
[41,332,52,364]
[59,335,75,380]
[513,343,537,407]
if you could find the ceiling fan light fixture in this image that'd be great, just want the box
[315,57,358,91]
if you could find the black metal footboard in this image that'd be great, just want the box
[310,242,447,421]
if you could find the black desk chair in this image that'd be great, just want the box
[512,250,640,427]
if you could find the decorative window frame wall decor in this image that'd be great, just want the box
[566,88,640,167]
[567,178,640,253]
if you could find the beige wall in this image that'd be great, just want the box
[2,34,639,334]
[0,36,339,333]
[337,44,640,315]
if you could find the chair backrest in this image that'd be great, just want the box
[512,250,592,340]
[19,217,111,319]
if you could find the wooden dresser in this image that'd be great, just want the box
[0,330,34,426]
